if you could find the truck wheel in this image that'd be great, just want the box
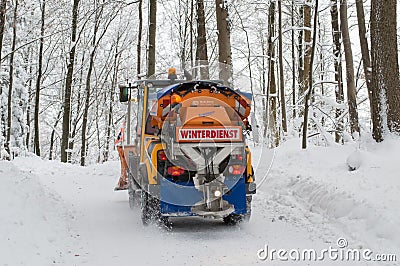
[128,173,140,209]
[243,195,252,222]
[223,214,243,225]
[141,191,160,226]
[128,187,135,210]
[223,196,252,225]
[128,178,135,210]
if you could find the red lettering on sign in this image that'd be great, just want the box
[178,127,241,141]
[233,130,238,139]
[211,130,216,138]
[181,130,189,139]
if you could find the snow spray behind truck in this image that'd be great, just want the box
[117,67,256,226]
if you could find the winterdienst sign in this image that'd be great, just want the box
[176,126,242,142]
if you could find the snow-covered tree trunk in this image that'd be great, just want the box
[0,0,6,157]
[5,0,18,160]
[189,0,194,68]
[61,0,80,163]
[302,0,319,149]
[215,0,232,85]
[49,109,62,161]
[291,2,296,119]
[371,0,400,137]
[340,0,360,137]
[355,0,377,141]
[267,1,278,147]
[147,0,157,78]
[298,6,304,99]
[104,43,120,162]
[330,0,344,143]
[0,0,5,66]
[196,0,209,79]
[303,1,311,99]
[278,0,287,133]
[26,48,33,150]
[34,0,46,157]
[81,0,102,166]
[137,0,143,78]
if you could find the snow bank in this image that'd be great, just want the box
[262,138,400,255]
[0,160,76,265]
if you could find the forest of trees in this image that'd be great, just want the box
[0,0,399,164]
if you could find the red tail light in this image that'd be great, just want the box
[240,99,247,108]
[162,99,170,108]
[167,166,185,176]
[233,154,243,161]
[158,151,167,161]
[229,165,246,175]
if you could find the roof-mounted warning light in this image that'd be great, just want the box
[171,94,182,105]
[168,68,178,81]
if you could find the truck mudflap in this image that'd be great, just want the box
[246,182,257,194]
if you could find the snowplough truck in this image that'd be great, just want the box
[117,68,256,225]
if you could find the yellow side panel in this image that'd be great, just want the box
[143,140,165,185]
[246,147,253,183]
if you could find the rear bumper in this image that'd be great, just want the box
[145,176,254,217]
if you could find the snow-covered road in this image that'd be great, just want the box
[2,139,399,265]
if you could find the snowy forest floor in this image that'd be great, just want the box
[1,138,399,265]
